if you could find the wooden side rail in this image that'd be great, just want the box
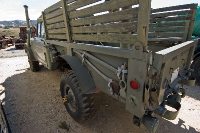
[42,0,151,50]
[149,3,197,43]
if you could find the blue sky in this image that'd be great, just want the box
[0,0,199,21]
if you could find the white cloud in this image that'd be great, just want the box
[0,0,23,20]
[0,0,199,21]
[0,0,58,21]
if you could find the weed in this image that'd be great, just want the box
[58,121,70,132]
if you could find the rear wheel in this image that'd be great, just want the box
[60,71,94,122]
[191,56,200,85]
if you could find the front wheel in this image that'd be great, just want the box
[191,56,200,85]
[29,61,40,72]
[60,71,94,123]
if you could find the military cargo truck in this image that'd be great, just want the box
[23,0,198,132]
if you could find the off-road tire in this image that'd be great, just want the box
[29,61,40,72]
[60,71,94,123]
[191,56,200,85]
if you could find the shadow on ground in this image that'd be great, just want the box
[5,47,24,51]
[185,85,200,101]
[1,67,199,133]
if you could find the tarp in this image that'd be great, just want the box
[193,6,200,36]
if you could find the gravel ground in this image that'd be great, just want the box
[0,46,26,58]
[0,46,200,133]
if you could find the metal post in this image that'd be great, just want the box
[136,0,151,51]
[24,5,31,47]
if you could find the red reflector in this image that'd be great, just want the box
[130,80,139,90]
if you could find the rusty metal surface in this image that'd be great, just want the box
[0,35,16,49]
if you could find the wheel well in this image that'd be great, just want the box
[58,55,96,94]
[193,52,200,61]
[57,57,72,71]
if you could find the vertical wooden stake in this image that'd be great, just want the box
[61,0,72,43]
[187,4,197,41]
[136,0,151,51]
[42,12,49,40]
[183,20,190,42]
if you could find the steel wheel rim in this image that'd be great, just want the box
[64,85,77,112]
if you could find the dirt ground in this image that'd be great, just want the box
[0,46,200,133]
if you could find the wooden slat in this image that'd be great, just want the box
[49,34,67,39]
[45,8,63,20]
[72,34,137,44]
[46,15,64,25]
[47,22,65,30]
[151,4,196,13]
[150,16,190,23]
[67,0,101,11]
[149,27,185,32]
[150,22,186,27]
[69,0,139,19]
[149,32,184,37]
[148,37,183,42]
[151,10,192,19]
[70,8,138,26]
[72,22,137,33]
[44,1,61,14]
[48,28,66,34]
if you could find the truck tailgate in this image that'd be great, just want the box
[153,40,197,102]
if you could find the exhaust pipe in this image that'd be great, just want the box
[23,5,31,47]
[142,115,159,133]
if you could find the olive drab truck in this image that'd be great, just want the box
[23,0,198,132]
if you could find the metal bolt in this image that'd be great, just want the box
[62,97,68,103]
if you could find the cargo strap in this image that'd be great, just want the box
[116,65,127,79]
[163,98,181,120]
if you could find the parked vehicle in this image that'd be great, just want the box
[191,38,200,84]
[0,101,11,133]
[15,26,27,49]
[23,1,198,132]
[0,35,15,49]
[190,6,200,84]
